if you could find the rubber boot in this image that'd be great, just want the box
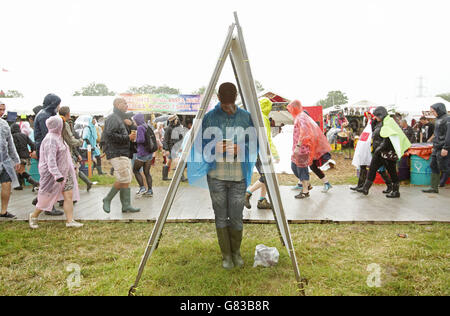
[79,171,93,192]
[96,165,104,175]
[356,180,373,195]
[181,172,188,183]
[229,228,244,268]
[120,188,140,213]
[440,173,448,188]
[350,168,367,191]
[162,165,171,181]
[23,172,39,192]
[216,227,234,269]
[386,182,400,198]
[102,187,119,213]
[14,174,24,190]
[422,173,440,193]
[379,170,393,194]
[244,192,252,209]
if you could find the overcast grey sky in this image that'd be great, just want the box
[1,0,449,106]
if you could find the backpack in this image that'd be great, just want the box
[144,126,158,153]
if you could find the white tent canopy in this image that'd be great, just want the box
[393,97,450,123]
[0,96,115,116]
[323,99,381,116]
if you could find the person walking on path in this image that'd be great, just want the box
[162,115,185,181]
[133,113,154,197]
[59,107,93,192]
[32,94,64,216]
[244,97,280,210]
[187,82,258,270]
[10,123,39,191]
[101,98,140,214]
[351,111,393,194]
[0,105,21,219]
[356,106,411,197]
[422,103,450,193]
[287,100,331,199]
[81,116,103,175]
[28,116,83,229]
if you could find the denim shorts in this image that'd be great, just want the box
[291,162,310,181]
[136,153,153,162]
[0,169,12,184]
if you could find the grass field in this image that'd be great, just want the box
[0,222,448,296]
[2,151,448,296]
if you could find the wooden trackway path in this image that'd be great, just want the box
[2,185,450,224]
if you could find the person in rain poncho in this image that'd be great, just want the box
[187,82,258,270]
[422,102,450,193]
[0,104,21,219]
[287,100,332,199]
[28,116,83,229]
[32,94,65,216]
[356,106,411,197]
[81,116,104,175]
[244,97,280,210]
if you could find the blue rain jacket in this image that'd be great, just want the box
[187,103,258,189]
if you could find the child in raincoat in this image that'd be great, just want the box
[29,116,83,229]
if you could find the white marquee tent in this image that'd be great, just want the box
[0,96,116,116]
[393,97,450,123]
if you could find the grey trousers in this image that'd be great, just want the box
[207,176,246,231]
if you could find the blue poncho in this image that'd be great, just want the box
[187,103,258,189]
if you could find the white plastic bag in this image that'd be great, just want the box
[253,244,279,267]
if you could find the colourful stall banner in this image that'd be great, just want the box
[120,94,201,113]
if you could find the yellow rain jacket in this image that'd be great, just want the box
[259,98,280,161]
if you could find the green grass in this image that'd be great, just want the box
[0,222,448,296]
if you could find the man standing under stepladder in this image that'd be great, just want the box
[187,82,258,269]
[422,103,450,194]
[101,98,140,214]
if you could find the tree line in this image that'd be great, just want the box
[2,82,450,106]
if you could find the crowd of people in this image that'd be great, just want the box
[1,85,449,270]
[0,95,190,224]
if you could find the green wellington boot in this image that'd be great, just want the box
[229,228,244,268]
[216,227,234,269]
[103,187,119,213]
[120,188,141,213]
[422,173,440,194]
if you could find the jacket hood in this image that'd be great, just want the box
[431,103,447,118]
[259,97,272,116]
[46,115,63,134]
[33,105,43,115]
[373,106,388,120]
[287,100,303,118]
[133,113,146,126]
[10,123,21,134]
[43,94,61,114]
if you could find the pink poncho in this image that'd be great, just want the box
[36,116,80,212]
[287,100,331,168]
